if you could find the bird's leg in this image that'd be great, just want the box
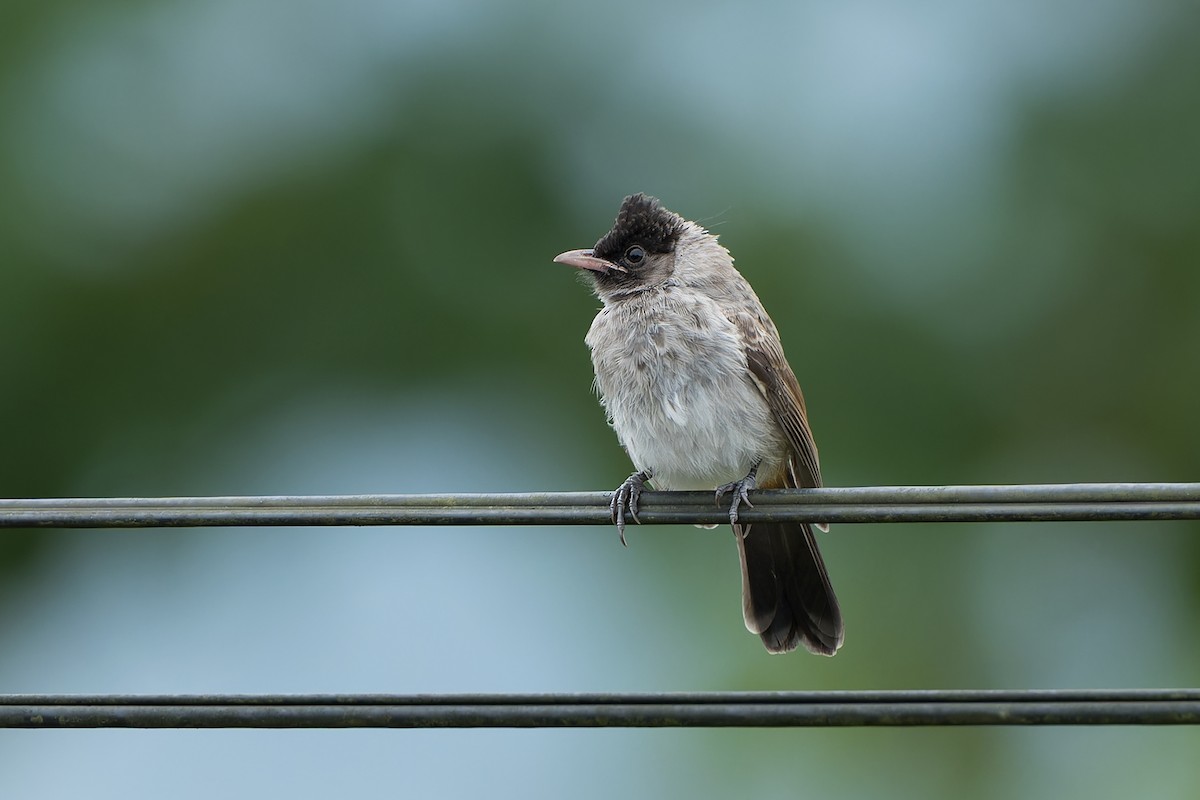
[611,469,651,546]
[715,461,759,526]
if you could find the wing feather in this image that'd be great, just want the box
[727,310,823,489]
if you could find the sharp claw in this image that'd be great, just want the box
[610,471,649,547]
[737,484,754,509]
[610,488,628,546]
[716,464,759,526]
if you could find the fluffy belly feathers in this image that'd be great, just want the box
[586,294,787,490]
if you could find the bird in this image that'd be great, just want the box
[553,193,843,655]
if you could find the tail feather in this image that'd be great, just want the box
[734,520,843,655]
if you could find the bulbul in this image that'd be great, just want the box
[553,193,843,655]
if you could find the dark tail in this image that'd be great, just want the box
[734,520,844,655]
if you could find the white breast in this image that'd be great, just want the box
[585,288,787,491]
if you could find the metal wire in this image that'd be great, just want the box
[2,690,1197,728]
[3,483,1199,528]
[4,484,1197,730]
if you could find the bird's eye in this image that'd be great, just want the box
[624,245,646,266]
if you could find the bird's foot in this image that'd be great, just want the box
[715,462,759,526]
[611,470,651,546]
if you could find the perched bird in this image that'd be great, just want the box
[553,194,843,655]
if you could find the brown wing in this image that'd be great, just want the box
[730,310,822,490]
[726,305,842,654]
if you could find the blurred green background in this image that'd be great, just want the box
[1,0,1198,797]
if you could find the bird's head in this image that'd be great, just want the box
[555,193,716,301]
